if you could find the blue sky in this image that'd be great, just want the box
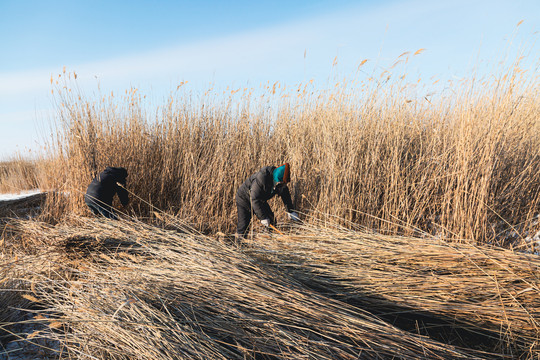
[0,0,538,159]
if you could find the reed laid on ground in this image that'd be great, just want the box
[1,217,487,359]
[245,219,540,358]
[38,55,540,245]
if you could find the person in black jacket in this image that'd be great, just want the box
[235,163,300,238]
[84,167,129,220]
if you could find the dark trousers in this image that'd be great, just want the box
[85,197,117,220]
[236,203,252,237]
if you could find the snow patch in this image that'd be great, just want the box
[0,189,42,201]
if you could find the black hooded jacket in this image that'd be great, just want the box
[84,167,129,207]
[236,166,294,221]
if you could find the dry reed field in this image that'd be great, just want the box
[0,158,40,194]
[2,215,540,358]
[1,52,539,359]
[246,219,540,357]
[38,54,540,245]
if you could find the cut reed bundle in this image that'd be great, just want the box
[0,250,65,358]
[2,217,485,359]
[246,221,540,357]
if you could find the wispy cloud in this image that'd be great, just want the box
[1,0,537,157]
[1,0,537,99]
[0,2,386,97]
[2,2,384,157]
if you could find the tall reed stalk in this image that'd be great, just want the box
[0,156,40,193]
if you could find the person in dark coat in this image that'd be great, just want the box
[235,163,300,238]
[84,167,129,220]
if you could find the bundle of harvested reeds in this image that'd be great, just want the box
[0,249,65,358]
[246,221,540,358]
[1,217,486,359]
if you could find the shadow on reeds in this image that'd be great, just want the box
[276,270,512,359]
[62,234,143,255]
[352,298,503,355]
[0,301,61,357]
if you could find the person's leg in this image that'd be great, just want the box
[236,203,252,238]
[85,199,117,220]
[86,202,101,216]
[97,205,118,220]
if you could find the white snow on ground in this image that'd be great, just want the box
[0,189,42,201]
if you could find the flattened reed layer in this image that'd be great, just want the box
[1,217,483,359]
[247,222,540,357]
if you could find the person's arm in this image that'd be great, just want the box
[277,185,294,213]
[277,185,301,221]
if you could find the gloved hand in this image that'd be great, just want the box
[287,212,301,222]
[261,219,271,228]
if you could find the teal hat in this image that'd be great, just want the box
[273,163,290,185]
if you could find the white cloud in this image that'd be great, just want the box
[0,2,383,97]
[0,0,537,157]
[2,0,538,98]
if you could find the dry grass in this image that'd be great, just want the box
[1,217,492,359]
[36,54,540,245]
[0,157,40,194]
[245,219,540,357]
[2,49,539,358]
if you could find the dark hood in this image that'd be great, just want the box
[104,167,128,181]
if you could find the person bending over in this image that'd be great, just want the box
[84,167,129,220]
[235,163,299,238]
